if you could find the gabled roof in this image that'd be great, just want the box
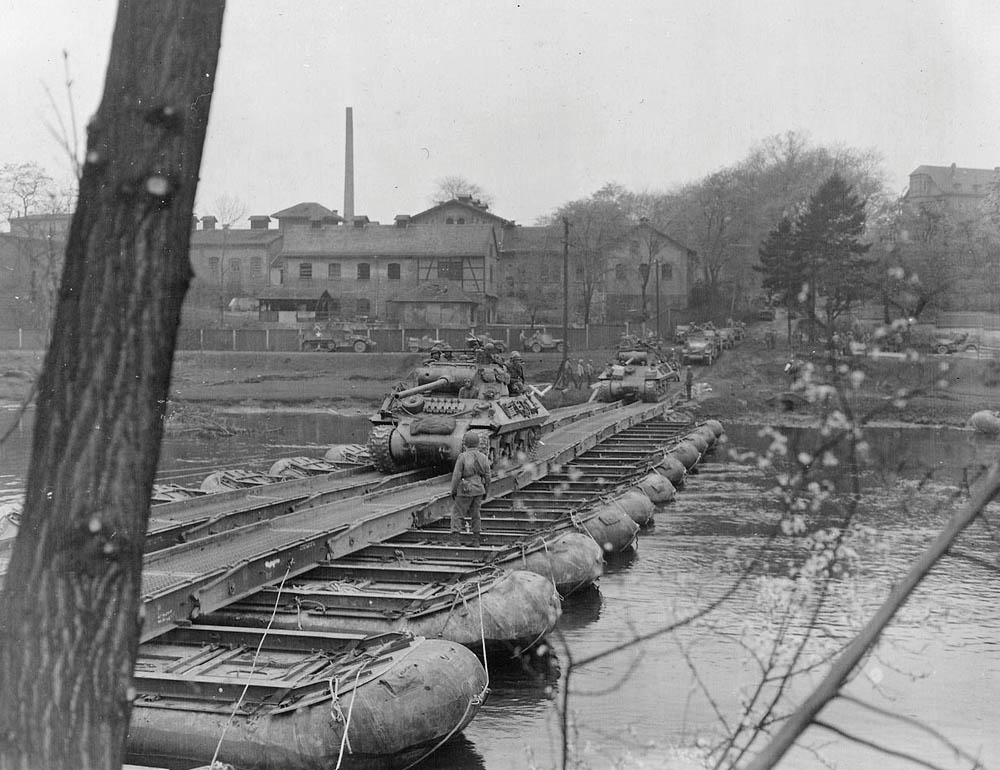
[271,202,344,222]
[499,224,563,254]
[409,197,512,225]
[907,165,1000,196]
[190,229,283,246]
[256,287,333,300]
[386,281,480,305]
[279,223,496,257]
[617,221,696,256]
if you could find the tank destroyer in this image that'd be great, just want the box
[594,342,679,403]
[367,348,549,473]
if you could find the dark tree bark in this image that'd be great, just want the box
[0,3,225,769]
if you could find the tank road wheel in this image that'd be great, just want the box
[640,382,658,403]
[353,340,368,353]
[368,424,402,473]
[595,382,612,402]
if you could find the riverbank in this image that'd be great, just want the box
[2,336,997,426]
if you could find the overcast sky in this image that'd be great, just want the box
[4,0,999,226]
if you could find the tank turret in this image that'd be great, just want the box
[367,349,549,473]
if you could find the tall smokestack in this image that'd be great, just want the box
[344,107,355,223]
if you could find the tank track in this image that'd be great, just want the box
[367,424,401,474]
[594,382,612,402]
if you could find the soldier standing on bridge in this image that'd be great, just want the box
[450,432,491,546]
[685,365,694,400]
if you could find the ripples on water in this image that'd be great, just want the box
[2,411,999,769]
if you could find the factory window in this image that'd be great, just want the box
[457,218,466,225]
[615,263,627,281]
[208,257,220,274]
[229,258,240,273]
[575,263,584,279]
[249,257,262,275]
[446,217,454,224]
[387,263,401,279]
[357,298,371,316]
[328,298,341,316]
[310,220,322,229]
[328,263,341,279]
[660,262,673,281]
[299,262,312,279]
[357,262,370,280]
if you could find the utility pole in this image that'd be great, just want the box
[561,217,570,380]
[655,259,661,341]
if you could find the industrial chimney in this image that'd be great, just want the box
[344,107,355,223]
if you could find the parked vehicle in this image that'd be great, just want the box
[523,329,565,353]
[756,306,776,321]
[466,333,507,353]
[301,328,377,353]
[932,331,978,355]
[407,335,452,353]
[682,334,719,365]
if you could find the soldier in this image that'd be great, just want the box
[585,358,595,386]
[507,350,525,393]
[576,359,586,388]
[450,432,491,546]
[458,378,478,399]
[685,365,694,400]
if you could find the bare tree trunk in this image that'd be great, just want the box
[0,3,225,769]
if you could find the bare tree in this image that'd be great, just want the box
[431,174,494,207]
[0,4,225,770]
[0,162,55,223]
[209,193,248,320]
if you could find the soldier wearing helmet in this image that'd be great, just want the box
[450,432,491,546]
[507,349,525,393]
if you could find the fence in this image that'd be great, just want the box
[0,323,673,353]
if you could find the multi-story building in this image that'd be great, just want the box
[903,163,1000,216]
[188,214,284,306]
[497,219,695,325]
[265,197,502,325]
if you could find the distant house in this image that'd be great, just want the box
[903,163,1000,216]
[268,198,501,326]
[408,196,511,228]
[497,219,695,324]
[603,221,696,323]
[385,281,480,328]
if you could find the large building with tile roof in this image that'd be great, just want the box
[903,163,1000,215]
[267,199,501,324]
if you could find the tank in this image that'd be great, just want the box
[367,349,550,473]
[594,344,679,403]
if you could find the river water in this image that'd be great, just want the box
[1,409,998,770]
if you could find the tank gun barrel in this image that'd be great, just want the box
[394,377,450,399]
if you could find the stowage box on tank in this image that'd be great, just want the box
[367,350,549,473]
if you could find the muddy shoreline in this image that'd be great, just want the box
[2,342,997,430]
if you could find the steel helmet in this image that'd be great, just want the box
[462,432,480,447]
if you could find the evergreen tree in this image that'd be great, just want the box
[756,215,802,341]
[793,173,872,335]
